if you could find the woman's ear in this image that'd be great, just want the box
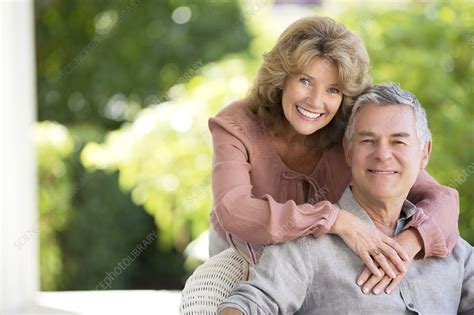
[420,140,432,169]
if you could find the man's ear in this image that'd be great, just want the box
[342,137,352,167]
[420,140,432,169]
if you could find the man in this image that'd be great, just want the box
[218,83,473,314]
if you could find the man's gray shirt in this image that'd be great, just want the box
[218,187,474,314]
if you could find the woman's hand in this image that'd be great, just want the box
[356,228,423,295]
[329,209,409,278]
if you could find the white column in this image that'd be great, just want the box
[0,0,39,313]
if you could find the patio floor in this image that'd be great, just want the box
[8,290,182,315]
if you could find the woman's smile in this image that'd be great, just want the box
[295,105,324,121]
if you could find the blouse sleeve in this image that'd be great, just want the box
[209,117,339,245]
[405,170,460,258]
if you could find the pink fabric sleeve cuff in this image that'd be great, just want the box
[403,207,453,259]
[412,223,429,259]
[312,204,340,239]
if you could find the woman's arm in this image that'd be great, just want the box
[405,170,460,258]
[209,117,338,245]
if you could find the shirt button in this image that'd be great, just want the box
[408,303,415,308]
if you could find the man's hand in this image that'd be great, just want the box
[218,308,244,315]
[330,209,409,278]
[356,228,422,294]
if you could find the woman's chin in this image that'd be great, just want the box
[290,122,327,136]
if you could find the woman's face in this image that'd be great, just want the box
[281,57,343,136]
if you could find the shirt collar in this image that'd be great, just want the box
[336,186,417,236]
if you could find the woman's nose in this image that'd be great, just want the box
[307,88,324,109]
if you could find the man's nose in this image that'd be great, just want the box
[373,142,393,161]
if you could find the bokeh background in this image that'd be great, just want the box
[35,0,473,292]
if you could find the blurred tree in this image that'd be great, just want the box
[35,0,251,128]
[35,0,252,290]
[36,122,74,290]
[37,122,188,290]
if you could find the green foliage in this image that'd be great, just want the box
[35,0,251,128]
[36,0,252,291]
[37,122,188,290]
[36,122,74,290]
[59,169,187,290]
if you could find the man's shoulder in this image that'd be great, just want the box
[453,237,474,258]
[263,235,314,259]
[266,233,344,259]
[418,237,473,268]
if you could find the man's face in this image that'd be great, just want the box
[343,102,431,201]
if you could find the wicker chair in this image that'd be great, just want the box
[180,248,250,314]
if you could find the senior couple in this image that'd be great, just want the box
[202,16,472,314]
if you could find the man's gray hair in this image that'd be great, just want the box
[344,83,432,148]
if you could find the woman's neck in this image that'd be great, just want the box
[270,125,311,148]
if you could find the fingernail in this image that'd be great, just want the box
[362,288,369,294]
[373,289,380,295]
[385,289,391,294]
[357,280,362,286]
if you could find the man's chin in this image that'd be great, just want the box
[363,186,401,200]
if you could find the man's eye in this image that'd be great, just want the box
[393,140,407,145]
[361,139,374,144]
[299,78,311,85]
[328,87,340,94]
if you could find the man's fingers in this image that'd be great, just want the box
[361,269,384,294]
[372,276,392,295]
[357,267,372,286]
[385,274,403,294]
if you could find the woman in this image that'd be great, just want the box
[208,16,458,293]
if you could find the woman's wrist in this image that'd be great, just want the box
[395,228,423,259]
[329,208,350,236]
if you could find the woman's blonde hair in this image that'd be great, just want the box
[248,16,372,150]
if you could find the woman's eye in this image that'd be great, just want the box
[328,87,340,94]
[299,77,311,85]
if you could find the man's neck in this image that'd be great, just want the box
[351,186,406,236]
